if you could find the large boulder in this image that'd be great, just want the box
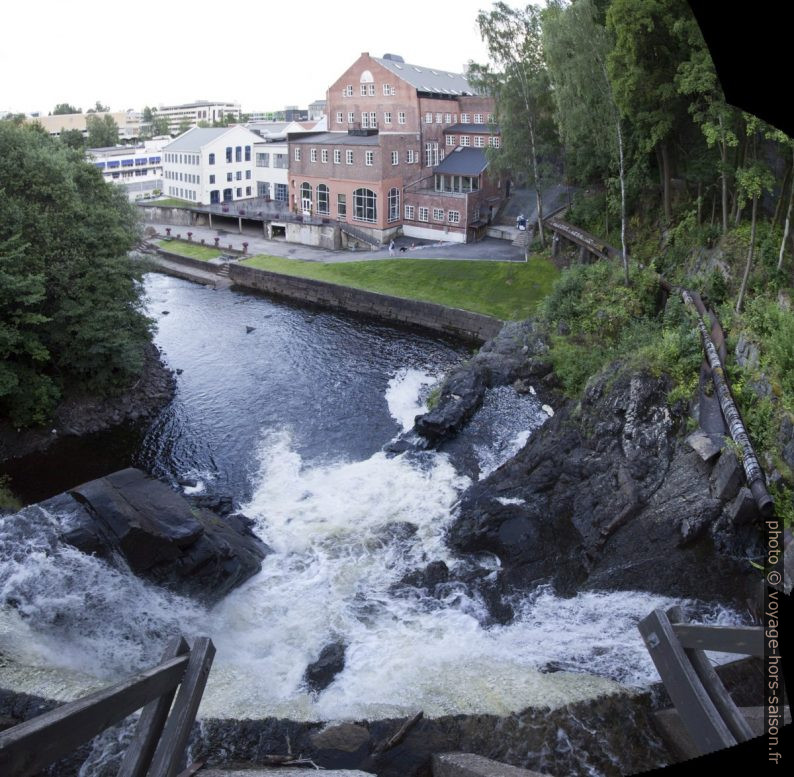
[43,468,269,604]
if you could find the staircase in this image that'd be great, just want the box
[216,262,231,278]
[511,230,530,249]
[339,222,380,250]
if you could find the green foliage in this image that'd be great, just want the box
[425,385,442,410]
[0,122,153,426]
[53,103,80,115]
[59,128,85,150]
[86,113,119,147]
[0,475,21,511]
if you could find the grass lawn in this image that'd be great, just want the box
[239,254,559,320]
[156,239,222,261]
[139,198,195,208]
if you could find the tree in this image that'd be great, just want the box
[87,101,110,114]
[151,115,171,136]
[86,113,119,147]
[142,106,155,123]
[474,2,555,247]
[177,118,192,135]
[0,122,153,426]
[53,103,80,115]
[59,128,85,150]
[543,0,630,284]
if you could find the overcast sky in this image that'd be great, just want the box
[2,0,509,115]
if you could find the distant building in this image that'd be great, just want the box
[308,100,326,121]
[26,111,144,140]
[88,139,168,200]
[155,100,241,134]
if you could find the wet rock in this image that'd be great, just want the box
[311,722,371,753]
[685,430,722,462]
[246,326,255,333]
[725,487,758,525]
[735,333,760,369]
[304,642,346,694]
[401,560,449,591]
[376,521,418,542]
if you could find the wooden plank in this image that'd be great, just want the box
[117,636,190,777]
[667,608,755,744]
[147,637,216,777]
[672,624,764,657]
[0,655,189,777]
[638,609,736,755]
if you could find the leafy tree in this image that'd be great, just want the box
[1,114,27,126]
[53,103,80,115]
[59,128,85,150]
[151,115,171,136]
[87,100,110,114]
[474,1,556,247]
[142,106,155,122]
[0,122,153,426]
[86,113,119,147]
[178,118,192,135]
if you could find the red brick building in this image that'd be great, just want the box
[288,52,505,244]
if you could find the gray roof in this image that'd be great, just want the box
[374,57,476,96]
[434,148,488,175]
[164,127,237,151]
[291,131,380,146]
[444,123,500,135]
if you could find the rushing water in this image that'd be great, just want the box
[0,274,742,723]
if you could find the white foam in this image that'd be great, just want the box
[385,368,438,432]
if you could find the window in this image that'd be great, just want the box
[334,149,341,164]
[446,135,456,146]
[361,84,367,96]
[300,182,312,210]
[383,83,391,95]
[246,186,251,196]
[418,207,429,222]
[391,151,398,165]
[310,148,317,162]
[226,147,232,162]
[405,205,414,220]
[256,153,270,167]
[275,183,288,201]
[474,136,484,147]
[245,170,251,179]
[336,111,343,124]
[425,112,433,123]
[460,113,470,123]
[346,149,354,164]
[407,149,415,163]
[398,111,406,124]
[448,210,460,223]
[433,208,444,221]
[490,136,501,148]
[227,172,233,182]
[460,135,470,146]
[274,153,288,168]
[210,174,216,184]
[245,145,251,161]
[365,151,374,166]
[321,149,328,163]
[337,193,346,219]
[424,142,439,167]
[348,111,355,124]
[361,112,369,128]
[436,113,442,123]
[487,114,494,123]
[235,146,242,162]
[236,187,242,197]
[353,187,377,222]
[258,182,270,197]
[236,171,242,180]
[474,114,483,124]
[368,83,376,96]
[445,113,451,123]
[344,85,353,97]
[388,187,400,222]
[370,112,377,127]
[317,184,329,214]
[294,147,301,161]
[384,111,391,125]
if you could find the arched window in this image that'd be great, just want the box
[353,188,377,223]
[317,184,330,214]
[300,182,312,213]
[359,70,374,84]
[388,187,400,222]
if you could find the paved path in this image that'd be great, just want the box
[144,222,528,264]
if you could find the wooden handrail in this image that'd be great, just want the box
[672,623,764,657]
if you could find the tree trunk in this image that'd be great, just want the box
[779,177,793,272]
[617,118,629,285]
[660,141,672,224]
[718,116,729,234]
[736,195,758,312]
[526,113,545,248]
[773,159,791,226]
[710,191,716,227]
[697,181,702,226]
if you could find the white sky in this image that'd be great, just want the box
[2,0,509,116]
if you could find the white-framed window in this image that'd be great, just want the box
[344,85,353,97]
[460,135,470,146]
[360,84,367,96]
[383,83,391,95]
[487,114,494,123]
[361,112,369,128]
[388,187,400,222]
[370,111,377,126]
[461,113,470,123]
[490,136,501,148]
[368,83,376,96]
[445,113,451,123]
[398,111,406,124]
[448,210,460,223]
[300,181,312,211]
[452,114,458,123]
[433,208,444,221]
[321,149,328,163]
[406,149,415,163]
[334,149,341,164]
[346,149,354,164]
[294,147,301,161]
[348,111,355,124]
[436,113,442,123]
[424,142,439,167]
[474,136,484,147]
[391,151,398,165]
[474,114,483,124]
[405,204,414,220]
[317,183,330,214]
[310,148,317,162]
[425,112,433,123]
[446,135,456,146]
[353,187,377,222]
[336,111,343,124]
[337,193,346,219]
[365,151,374,166]
[384,112,392,124]
[418,207,429,222]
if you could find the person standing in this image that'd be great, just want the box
[388,238,395,256]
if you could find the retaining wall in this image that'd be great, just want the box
[229,264,503,343]
[137,205,195,226]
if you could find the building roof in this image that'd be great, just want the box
[158,100,239,110]
[444,123,500,134]
[164,126,255,151]
[434,148,488,176]
[373,56,476,96]
[291,131,381,146]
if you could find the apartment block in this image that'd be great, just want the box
[88,139,167,200]
[156,100,241,134]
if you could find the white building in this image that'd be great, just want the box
[162,126,263,205]
[155,100,241,134]
[88,138,168,200]
[27,110,144,140]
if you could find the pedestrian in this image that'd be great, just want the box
[388,238,395,256]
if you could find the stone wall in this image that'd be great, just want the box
[229,264,503,343]
[136,204,194,226]
[285,222,341,250]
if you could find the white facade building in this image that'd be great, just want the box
[88,138,168,200]
[156,100,241,134]
[162,126,263,205]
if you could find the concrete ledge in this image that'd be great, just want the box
[433,752,552,777]
[156,247,223,273]
[229,264,503,343]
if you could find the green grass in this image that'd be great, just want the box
[139,198,195,208]
[239,254,559,319]
[156,239,222,261]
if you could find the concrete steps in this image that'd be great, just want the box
[511,231,530,248]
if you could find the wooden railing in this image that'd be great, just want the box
[638,607,762,755]
[0,635,215,777]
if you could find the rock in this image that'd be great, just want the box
[725,487,758,525]
[304,642,346,694]
[685,430,722,462]
[779,415,794,472]
[711,448,742,501]
[735,333,760,369]
[49,468,269,604]
[400,560,449,592]
[311,723,371,753]
[161,310,170,315]
[375,521,418,542]
[246,326,256,333]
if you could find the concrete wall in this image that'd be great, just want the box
[229,264,503,343]
[137,205,194,226]
[285,223,341,250]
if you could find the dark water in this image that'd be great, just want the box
[2,274,467,505]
